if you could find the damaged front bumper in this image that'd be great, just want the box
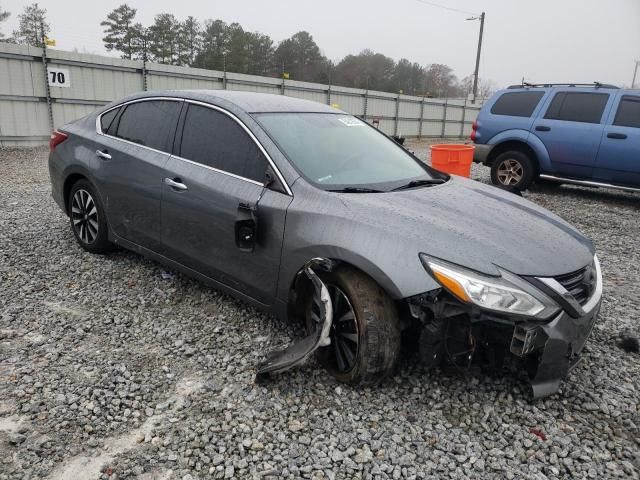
[510,300,601,398]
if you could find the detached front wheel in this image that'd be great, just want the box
[306,266,401,385]
[490,150,535,190]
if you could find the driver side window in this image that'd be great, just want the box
[180,104,268,183]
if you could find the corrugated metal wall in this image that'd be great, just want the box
[0,42,481,146]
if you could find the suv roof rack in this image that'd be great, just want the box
[508,82,619,89]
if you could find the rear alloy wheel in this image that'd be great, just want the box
[68,180,112,253]
[306,266,401,385]
[490,150,535,190]
[71,189,99,244]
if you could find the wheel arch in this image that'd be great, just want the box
[286,256,405,322]
[62,166,99,215]
[63,173,89,215]
[487,140,540,174]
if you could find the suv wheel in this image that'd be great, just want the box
[306,267,401,385]
[68,179,112,253]
[491,151,535,190]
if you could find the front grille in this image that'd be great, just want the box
[554,265,595,306]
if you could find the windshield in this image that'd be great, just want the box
[255,113,443,190]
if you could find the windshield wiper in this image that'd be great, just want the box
[391,178,446,191]
[327,187,386,193]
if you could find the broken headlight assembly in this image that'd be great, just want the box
[420,255,560,319]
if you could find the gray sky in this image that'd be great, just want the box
[2,0,639,88]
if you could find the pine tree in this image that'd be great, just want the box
[179,16,201,66]
[12,3,49,47]
[101,4,138,60]
[148,13,180,64]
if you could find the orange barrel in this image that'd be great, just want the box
[429,144,475,177]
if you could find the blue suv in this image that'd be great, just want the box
[472,83,640,192]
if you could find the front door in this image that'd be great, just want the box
[161,102,292,304]
[532,90,612,178]
[94,99,183,252]
[594,93,640,187]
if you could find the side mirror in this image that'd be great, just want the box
[235,202,257,252]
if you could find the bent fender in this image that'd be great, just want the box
[255,259,333,379]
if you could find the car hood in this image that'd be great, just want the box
[340,177,594,278]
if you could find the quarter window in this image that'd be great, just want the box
[100,107,120,134]
[490,91,545,117]
[613,95,640,128]
[179,104,268,183]
[544,92,609,124]
[115,100,182,152]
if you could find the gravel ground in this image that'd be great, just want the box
[0,142,638,480]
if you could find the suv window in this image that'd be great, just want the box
[544,92,609,124]
[100,107,120,134]
[490,91,545,117]
[613,95,640,128]
[115,100,182,152]
[179,104,268,182]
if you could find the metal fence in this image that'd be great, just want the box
[0,42,480,146]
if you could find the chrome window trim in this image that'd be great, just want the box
[182,99,293,196]
[95,96,185,137]
[95,96,293,197]
[170,153,263,187]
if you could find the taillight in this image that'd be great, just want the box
[470,120,478,142]
[50,130,68,151]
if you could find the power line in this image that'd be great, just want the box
[413,0,479,16]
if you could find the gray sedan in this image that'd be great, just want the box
[48,90,602,398]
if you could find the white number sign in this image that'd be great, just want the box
[48,68,70,88]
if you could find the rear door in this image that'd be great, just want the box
[95,99,183,252]
[594,93,640,187]
[532,90,613,178]
[161,102,292,305]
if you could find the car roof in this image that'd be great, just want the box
[110,89,345,114]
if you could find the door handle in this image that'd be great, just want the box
[164,177,188,191]
[535,125,551,132]
[96,149,111,160]
[607,132,627,140]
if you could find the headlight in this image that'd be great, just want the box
[420,255,559,318]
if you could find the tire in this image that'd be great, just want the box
[490,150,535,190]
[68,179,112,254]
[305,266,401,385]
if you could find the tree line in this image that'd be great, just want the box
[0,3,496,98]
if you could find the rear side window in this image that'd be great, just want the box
[100,107,119,134]
[544,92,609,124]
[490,91,545,117]
[179,104,268,182]
[613,95,640,128]
[115,100,182,152]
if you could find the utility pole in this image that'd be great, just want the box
[468,11,485,104]
[40,20,54,133]
[632,60,639,89]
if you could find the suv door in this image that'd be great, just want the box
[161,102,292,305]
[532,90,613,178]
[95,99,182,252]
[594,93,640,187]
